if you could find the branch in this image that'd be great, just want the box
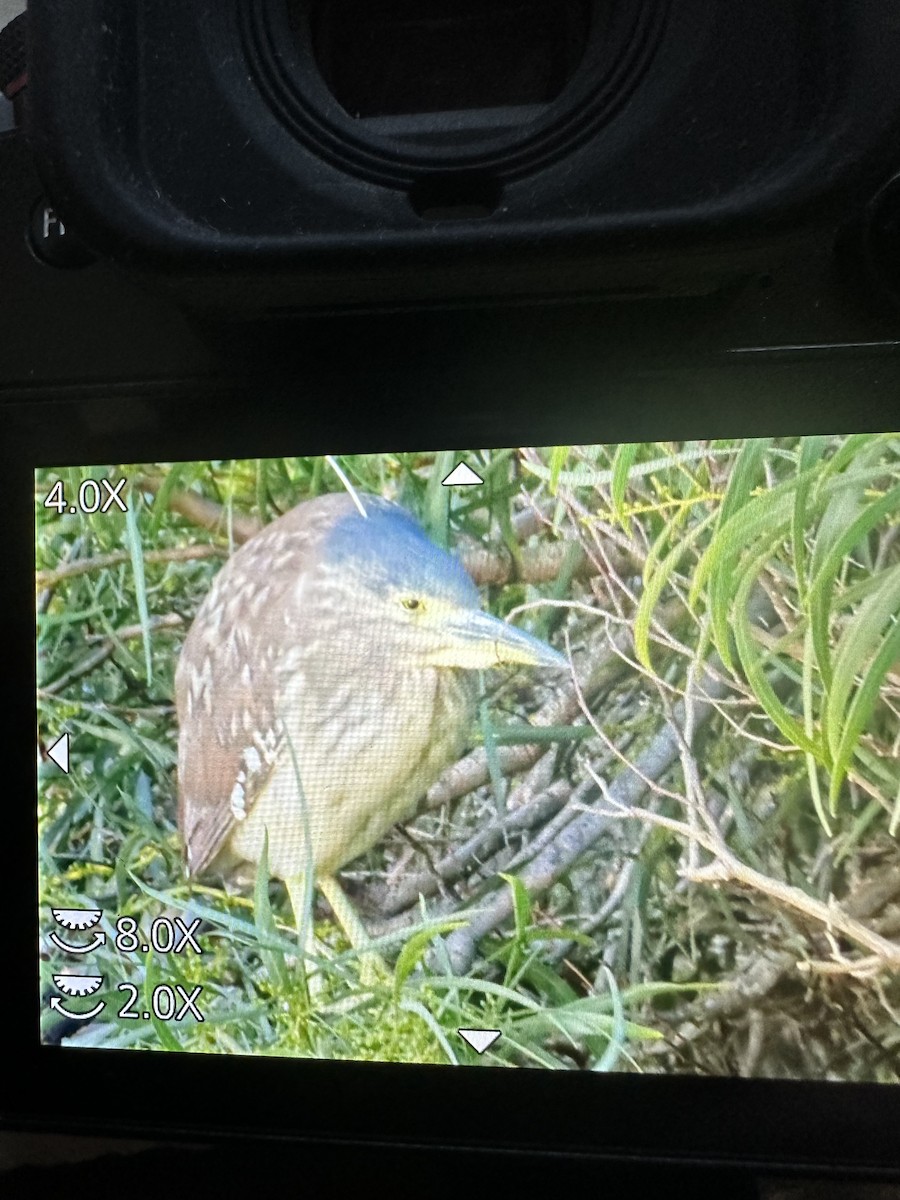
[139,475,637,586]
[442,592,896,979]
[36,544,223,590]
[683,856,900,969]
[39,613,184,695]
[443,653,730,975]
[423,599,684,812]
[364,780,572,924]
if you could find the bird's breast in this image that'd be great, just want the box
[228,663,476,880]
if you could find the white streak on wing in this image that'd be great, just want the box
[248,586,271,617]
[190,656,214,716]
[272,551,298,574]
[229,779,247,820]
[223,626,241,668]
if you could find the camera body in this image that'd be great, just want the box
[9,0,900,320]
[4,3,900,1180]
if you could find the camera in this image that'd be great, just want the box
[6,0,900,318]
[3,1,900,1187]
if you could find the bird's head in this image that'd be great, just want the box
[322,497,567,672]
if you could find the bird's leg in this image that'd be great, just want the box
[318,874,387,987]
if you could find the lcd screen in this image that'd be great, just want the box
[35,438,900,1079]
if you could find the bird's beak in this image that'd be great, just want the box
[429,608,568,670]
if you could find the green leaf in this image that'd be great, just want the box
[398,998,459,1065]
[515,957,580,1007]
[594,967,628,1072]
[124,490,153,685]
[132,875,298,954]
[610,442,639,528]
[689,476,799,608]
[424,451,456,548]
[802,626,832,835]
[549,445,571,495]
[479,691,506,811]
[798,436,830,474]
[828,609,900,810]
[485,723,595,745]
[718,437,771,525]
[732,547,820,756]
[808,483,900,689]
[393,919,467,997]
[690,473,797,672]
[513,997,661,1046]
[147,463,189,537]
[634,508,715,670]
[73,716,176,770]
[824,563,900,762]
[144,950,182,1051]
[820,432,882,481]
[500,872,533,943]
[254,832,289,990]
[791,465,814,603]
[421,973,545,1014]
[522,447,739,491]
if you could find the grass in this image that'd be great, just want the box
[36,437,900,1079]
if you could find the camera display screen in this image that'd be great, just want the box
[36,437,900,1080]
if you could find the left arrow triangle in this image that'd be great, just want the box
[47,733,69,773]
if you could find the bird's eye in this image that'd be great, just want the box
[401,597,423,612]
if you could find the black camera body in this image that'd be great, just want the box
[5,4,900,1182]
[12,0,900,318]
[2,0,900,404]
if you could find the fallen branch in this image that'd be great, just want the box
[36,544,223,590]
[443,655,729,975]
[139,474,637,586]
[40,613,184,694]
[365,780,572,925]
[424,599,684,812]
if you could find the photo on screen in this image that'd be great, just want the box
[35,436,900,1079]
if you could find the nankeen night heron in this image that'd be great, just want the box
[175,490,565,960]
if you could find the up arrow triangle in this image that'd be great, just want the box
[442,461,483,487]
[47,733,70,773]
[458,1027,501,1054]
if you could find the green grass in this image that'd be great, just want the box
[36,438,900,1079]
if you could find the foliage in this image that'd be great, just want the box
[36,437,900,1078]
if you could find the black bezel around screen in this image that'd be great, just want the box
[5,325,900,1172]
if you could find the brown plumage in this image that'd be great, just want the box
[175,490,564,944]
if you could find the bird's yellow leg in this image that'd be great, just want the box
[318,874,387,987]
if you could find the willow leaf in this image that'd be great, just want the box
[808,483,900,690]
[733,549,820,757]
[824,563,900,763]
[828,616,900,811]
[610,442,639,529]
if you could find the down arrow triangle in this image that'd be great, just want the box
[458,1027,501,1054]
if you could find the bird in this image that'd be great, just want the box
[175,489,565,965]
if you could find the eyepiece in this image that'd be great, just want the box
[305,0,592,119]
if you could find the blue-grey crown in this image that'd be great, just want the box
[324,496,479,608]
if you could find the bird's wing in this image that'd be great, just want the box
[175,495,353,876]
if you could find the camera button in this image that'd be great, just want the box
[28,200,96,269]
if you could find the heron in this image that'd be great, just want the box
[175,490,565,968]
